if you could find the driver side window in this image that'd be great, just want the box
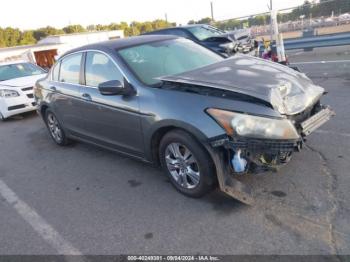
[85,52,123,87]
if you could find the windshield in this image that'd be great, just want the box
[0,63,46,81]
[118,38,223,85]
[187,26,224,41]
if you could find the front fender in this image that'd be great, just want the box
[143,118,219,162]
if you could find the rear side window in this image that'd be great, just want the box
[85,52,123,87]
[52,62,60,81]
[59,53,82,84]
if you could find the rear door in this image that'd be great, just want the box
[49,53,85,134]
[78,51,144,156]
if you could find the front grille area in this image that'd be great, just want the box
[21,87,33,91]
[226,139,297,153]
[27,94,34,98]
[8,104,26,111]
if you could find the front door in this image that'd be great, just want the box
[78,51,144,157]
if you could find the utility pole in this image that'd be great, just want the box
[269,0,273,41]
[271,10,286,63]
[165,13,168,23]
[210,2,214,22]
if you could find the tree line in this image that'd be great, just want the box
[0,19,175,48]
[1,0,349,48]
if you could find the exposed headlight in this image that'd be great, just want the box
[207,108,300,140]
[271,82,324,115]
[219,42,235,50]
[0,89,20,98]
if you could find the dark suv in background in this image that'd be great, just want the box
[143,24,238,55]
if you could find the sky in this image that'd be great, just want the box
[1,0,305,30]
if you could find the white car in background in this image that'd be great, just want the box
[0,61,47,120]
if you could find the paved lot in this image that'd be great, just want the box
[0,46,349,255]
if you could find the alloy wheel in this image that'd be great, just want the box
[47,113,63,143]
[165,142,200,189]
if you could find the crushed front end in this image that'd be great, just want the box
[209,100,335,174]
[206,100,335,204]
[210,135,298,174]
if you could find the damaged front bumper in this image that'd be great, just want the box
[300,106,334,136]
[207,104,335,205]
[209,135,299,173]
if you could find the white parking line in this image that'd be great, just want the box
[290,59,350,65]
[292,51,305,56]
[0,179,82,255]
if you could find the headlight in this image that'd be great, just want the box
[219,42,235,50]
[0,89,20,98]
[271,82,324,115]
[207,108,300,140]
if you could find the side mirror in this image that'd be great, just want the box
[98,80,124,95]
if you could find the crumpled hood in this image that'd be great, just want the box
[159,54,324,115]
[202,33,234,43]
[0,74,46,89]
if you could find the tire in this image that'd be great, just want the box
[44,109,70,146]
[159,129,216,198]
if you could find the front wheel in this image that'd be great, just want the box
[45,110,70,146]
[159,129,216,198]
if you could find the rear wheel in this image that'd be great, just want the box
[45,110,69,146]
[159,129,216,197]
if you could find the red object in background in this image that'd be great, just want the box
[271,53,278,62]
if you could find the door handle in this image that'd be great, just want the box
[82,93,92,100]
[50,86,56,91]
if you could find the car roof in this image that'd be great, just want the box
[142,24,210,34]
[64,35,179,56]
[179,24,209,28]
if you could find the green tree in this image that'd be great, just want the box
[19,31,36,45]
[152,19,171,30]
[215,19,241,30]
[197,17,212,24]
[188,17,212,25]
[120,22,131,36]
[107,23,120,30]
[95,24,109,31]
[140,22,153,33]
[125,22,140,36]
[33,26,64,41]
[118,22,129,31]
[62,24,86,34]
[4,27,21,46]
[0,28,6,47]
